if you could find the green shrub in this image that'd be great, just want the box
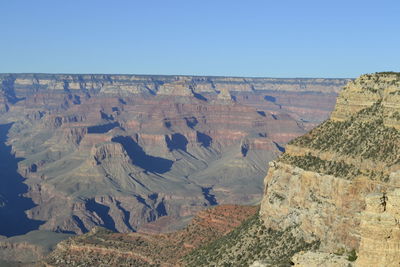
[347,249,357,262]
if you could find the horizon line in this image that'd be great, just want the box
[0,72,354,80]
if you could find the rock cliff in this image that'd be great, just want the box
[356,189,400,266]
[259,72,400,263]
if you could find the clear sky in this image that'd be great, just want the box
[1,0,399,78]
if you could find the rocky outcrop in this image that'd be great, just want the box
[91,142,130,165]
[260,161,383,250]
[217,87,234,101]
[331,73,400,129]
[356,189,400,266]
[260,72,400,259]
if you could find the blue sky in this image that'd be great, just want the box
[1,0,399,77]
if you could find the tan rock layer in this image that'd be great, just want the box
[331,73,400,129]
[260,72,400,256]
[356,189,400,267]
[260,161,389,251]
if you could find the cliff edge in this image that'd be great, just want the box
[260,72,400,265]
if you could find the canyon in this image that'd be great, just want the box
[10,72,399,266]
[154,72,399,267]
[66,71,399,267]
[0,74,348,264]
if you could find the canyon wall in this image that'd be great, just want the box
[260,72,400,264]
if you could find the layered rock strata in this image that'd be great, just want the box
[260,72,400,258]
[0,73,345,236]
[356,189,400,266]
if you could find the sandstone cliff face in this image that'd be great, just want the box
[260,72,400,260]
[356,189,400,266]
[260,161,384,251]
[331,73,400,129]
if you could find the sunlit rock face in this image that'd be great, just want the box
[356,189,400,267]
[0,73,346,235]
[260,72,400,261]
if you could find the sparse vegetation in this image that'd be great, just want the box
[375,71,400,77]
[280,153,362,180]
[280,153,390,181]
[289,103,400,167]
[45,206,258,266]
[391,111,400,120]
[184,213,319,266]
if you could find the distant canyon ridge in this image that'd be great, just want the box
[0,74,350,237]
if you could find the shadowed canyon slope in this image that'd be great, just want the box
[0,74,348,238]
